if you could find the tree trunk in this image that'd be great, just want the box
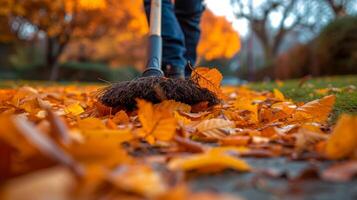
[46,36,67,81]
[46,37,57,80]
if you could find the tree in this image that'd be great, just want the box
[0,0,147,80]
[231,0,317,64]
[0,0,83,80]
[324,0,350,17]
[63,6,241,70]
[1,0,241,80]
[198,10,241,62]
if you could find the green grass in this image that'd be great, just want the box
[249,75,357,123]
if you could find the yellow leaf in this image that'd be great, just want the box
[168,147,250,172]
[315,88,329,95]
[137,99,177,142]
[191,67,224,99]
[273,89,285,101]
[233,97,258,122]
[174,111,192,126]
[65,103,84,116]
[275,80,284,87]
[293,95,335,123]
[325,114,357,159]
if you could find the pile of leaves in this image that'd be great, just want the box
[0,67,357,200]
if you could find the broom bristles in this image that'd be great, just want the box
[98,77,219,110]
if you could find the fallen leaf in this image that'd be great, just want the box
[293,95,335,123]
[0,167,75,200]
[65,103,84,116]
[195,118,235,139]
[70,129,133,166]
[322,161,357,182]
[234,97,258,122]
[12,115,84,176]
[168,147,250,172]
[315,88,329,95]
[155,100,191,113]
[78,117,106,130]
[137,99,177,143]
[174,135,206,153]
[46,108,72,145]
[295,126,328,153]
[325,114,357,159]
[273,89,285,101]
[219,135,251,146]
[191,67,224,99]
[112,110,130,124]
[108,165,168,198]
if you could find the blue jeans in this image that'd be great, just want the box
[144,0,204,77]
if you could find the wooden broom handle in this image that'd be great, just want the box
[149,0,161,36]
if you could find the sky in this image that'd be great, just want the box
[205,0,250,37]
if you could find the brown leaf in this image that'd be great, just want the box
[294,126,328,153]
[195,118,235,139]
[322,161,357,182]
[174,135,206,153]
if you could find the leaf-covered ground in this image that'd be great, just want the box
[0,73,356,200]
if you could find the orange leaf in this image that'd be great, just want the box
[293,95,335,123]
[112,110,130,124]
[70,129,133,166]
[233,97,258,122]
[220,135,251,146]
[325,114,357,159]
[191,67,224,99]
[78,117,106,130]
[137,99,177,143]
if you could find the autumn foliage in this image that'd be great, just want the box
[0,67,356,199]
[0,0,240,72]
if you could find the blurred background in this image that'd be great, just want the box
[0,0,356,82]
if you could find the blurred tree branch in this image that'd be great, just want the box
[230,0,356,64]
[325,0,348,17]
[231,0,308,63]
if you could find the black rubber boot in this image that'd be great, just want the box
[163,65,185,79]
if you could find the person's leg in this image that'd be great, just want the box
[143,0,186,78]
[174,0,205,77]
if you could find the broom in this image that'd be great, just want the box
[98,0,219,110]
